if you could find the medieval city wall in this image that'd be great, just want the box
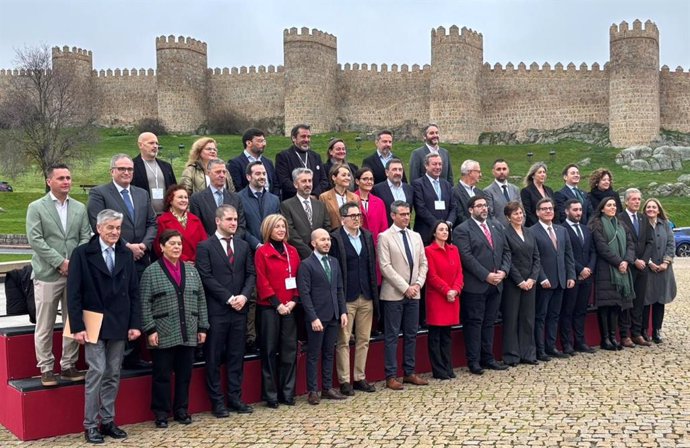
[92,69,158,127]
[660,67,690,132]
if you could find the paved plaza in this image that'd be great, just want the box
[1,259,689,447]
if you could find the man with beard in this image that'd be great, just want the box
[131,132,177,216]
[227,128,279,195]
[408,124,453,184]
[362,130,408,185]
[484,159,521,227]
[275,124,329,199]
[371,158,414,227]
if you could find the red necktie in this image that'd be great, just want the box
[480,222,494,249]
[223,237,234,264]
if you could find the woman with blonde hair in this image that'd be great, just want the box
[520,162,554,226]
[180,137,234,195]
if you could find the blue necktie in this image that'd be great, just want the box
[121,189,135,221]
[433,179,441,200]
[632,213,640,236]
[215,190,223,207]
[105,247,114,273]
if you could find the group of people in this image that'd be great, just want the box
[26,123,677,444]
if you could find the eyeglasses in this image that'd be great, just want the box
[538,207,554,211]
[358,177,374,183]
[112,167,134,173]
[344,213,362,219]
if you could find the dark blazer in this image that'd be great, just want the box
[227,154,280,196]
[189,187,246,238]
[195,234,256,317]
[554,185,593,225]
[297,253,346,323]
[530,222,576,288]
[408,146,453,185]
[67,235,141,340]
[361,152,407,185]
[453,219,511,295]
[371,181,414,226]
[504,225,541,286]
[275,146,329,199]
[562,220,596,281]
[280,195,331,259]
[87,182,157,250]
[237,187,280,250]
[412,176,457,244]
[452,183,485,226]
[617,211,654,261]
[131,155,177,196]
[520,183,554,227]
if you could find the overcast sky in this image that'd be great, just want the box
[1,0,688,71]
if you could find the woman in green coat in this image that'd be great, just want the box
[140,229,209,428]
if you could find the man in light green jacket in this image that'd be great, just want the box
[26,163,92,387]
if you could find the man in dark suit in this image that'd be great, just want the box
[131,132,177,215]
[484,159,521,227]
[617,188,654,346]
[196,205,256,417]
[412,153,456,244]
[67,209,141,444]
[560,199,597,354]
[530,197,576,361]
[408,123,453,185]
[371,158,414,227]
[453,195,511,375]
[554,164,593,224]
[227,128,279,196]
[362,130,408,185]
[189,159,246,238]
[453,159,485,226]
[275,124,329,199]
[281,168,331,259]
[298,228,348,405]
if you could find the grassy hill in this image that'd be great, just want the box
[1,128,689,235]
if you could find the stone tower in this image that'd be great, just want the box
[156,35,208,133]
[609,19,660,147]
[429,26,483,144]
[51,46,94,120]
[283,27,337,136]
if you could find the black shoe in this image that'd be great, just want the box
[600,338,616,351]
[610,339,623,351]
[433,373,450,380]
[174,413,192,425]
[575,344,596,353]
[448,371,457,378]
[468,364,485,375]
[154,418,168,429]
[280,398,296,406]
[545,350,569,359]
[122,359,152,370]
[100,422,127,439]
[340,382,355,396]
[352,380,376,393]
[245,340,258,355]
[505,361,519,367]
[537,353,551,362]
[85,428,104,444]
[653,330,663,344]
[266,401,279,409]
[228,400,254,414]
[482,360,509,370]
[212,405,230,418]
[562,346,576,356]
[520,359,538,365]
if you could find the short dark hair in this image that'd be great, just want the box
[290,124,310,139]
[385,158,404,170]
[45,163,70,178]
[163,184,187,211]
[159,229,182,246]
[430,220,450,243]
[376,130,393,140]
[245,160,264,176]
[536,197,555,210]
[354,166,374,181]
[339,201,360,217]
[492,159,507,168]
[242,128,265,148]
[467,194,487,210]
[390,200,410,214]
[503,200,524,218]
[561,163,579,177]
[564,198,582,210]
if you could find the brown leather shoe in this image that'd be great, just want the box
[402,374,429,386]
[385,377,404,390]
[632,335,652,347]
[307,391,320,405]
[621,337,635,348]
[322,388,347,400]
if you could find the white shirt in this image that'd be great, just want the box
[460,180,476,198]
[99,238,115,266]
[49,191,69,233]
[387,179,406,202]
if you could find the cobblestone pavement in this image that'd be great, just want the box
[2,259,689,447]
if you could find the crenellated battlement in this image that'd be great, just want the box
[92,68,155,77]
[155,35,207,55]
[610,19,659,43]
[339,62,429,73]
[661,65,690,78]
[431,25,483,50]
[484,61,608,75]
[52,46,92,63]
[208,65,284,75]
[283,27,337,49]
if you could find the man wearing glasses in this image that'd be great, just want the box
[453,160,485,226]
[329,202,379,395]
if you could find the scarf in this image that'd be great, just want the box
[601,216,635,300]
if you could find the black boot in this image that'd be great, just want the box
[652,329,663,344]
[598,309,615,351]
[610,308,622,351]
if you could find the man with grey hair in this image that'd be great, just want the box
[67,209,141,443]
[189,158,246,237]
[408,124,453,185]
[452,159,485,226]
[131,132,177,215]
[281,167,331,259]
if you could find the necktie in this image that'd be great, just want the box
[573,188,584,203]
[632,213,640,236]
[400,230,414,282]
[255,191,263,200]
[215,190,223,207]
[502,185,510,201]
[105,247,114,273]
[304,199,313,226]
[433,179,441,200]
[121,189,135,221]
[547,226,558,249]
[573,223,584,243]
[321,256,332,282]
[480,222,494,249]
[223,237,234,264]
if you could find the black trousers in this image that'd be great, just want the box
[559,280,592,349]
[427,325,453,378]
[258,306,297,403]
[502,281,536,364]
[535,286,564,354]
[620,269,647,338]
[642,303,665,333]
[461,287,500,367]
[205,312,247,406]
[150,345,195,418]
[305,318,339,392]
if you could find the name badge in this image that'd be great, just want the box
[151,188,164,200]
[285,277,297,290]
[434,200,446,210]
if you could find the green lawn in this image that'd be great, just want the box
[1,129,689,234]
[0,254,32,263]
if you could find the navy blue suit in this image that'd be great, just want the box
[227,154,279,197]
[237,187,280,250]
[371,181,414,226]
[412,176,456,244]
[554,185,593,225]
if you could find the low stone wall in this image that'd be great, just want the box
[0,234,29,247]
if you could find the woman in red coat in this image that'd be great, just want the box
[254,214,301,408]
[354,167,388,247]
[153,185,206,263]
[425,220,463,380]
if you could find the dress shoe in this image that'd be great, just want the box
[433,373,450,380]
[545,350,569,359]
[353,380,376,393]
[632,335,652,347]
[621,337,636,348]
[403,374,429,385]
[212,405,230,418]
[505,361,519,367]
[575,344,596,353]
[562,346,576,356]
[536,353,552,362]
[600,339,616,351]
[386,377,404,390]
[229,400,254,414]
[244,340,258,355]
[173,413,192,425]
[653,330,663,344]
[122,359,152,370]
[280,398,296,406]
[520,359,538,365]
[307,391,320,405]
[448,371,457,379]
[154,418,168,429]
[611,339,623,351]
[644,333,653,343]
[100,422,127,439]
[322,388,347,400]
[266,401,279,409]
[85,427,104,444]
[468,364,485,375]
[482,360,509,370]
[340,382,355,396]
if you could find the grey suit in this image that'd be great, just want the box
[408,146,454,185]
[280,195,331,260]
[484,181,521,227]
[452,183,485,226]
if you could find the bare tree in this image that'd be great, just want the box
[0,44,97,184]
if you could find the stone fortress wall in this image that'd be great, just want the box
[0,20,688,147]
